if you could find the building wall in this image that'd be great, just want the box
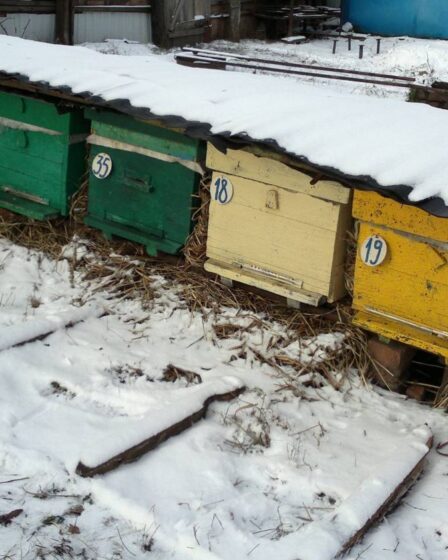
[342,0,448,39]
[0,1,152,44]
[74,11,151,43]
[0,13,55,42]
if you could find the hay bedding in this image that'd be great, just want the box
[0,181,375,394]
[6,182,445,407]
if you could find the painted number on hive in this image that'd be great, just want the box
[92,153,112,179]
[212,176,233,205]
[361,235,388,267]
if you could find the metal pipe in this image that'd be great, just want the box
[182,47,415,82]
[176,54,414,89]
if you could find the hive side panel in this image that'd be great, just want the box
[327,198,354,301]
[353,222,448,334]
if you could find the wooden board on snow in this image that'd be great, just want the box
[291,429,433,560]
[76,385,245,478]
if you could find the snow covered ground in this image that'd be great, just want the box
[0,238,447,560]
[206,35,448,89]
[85,35,448,99]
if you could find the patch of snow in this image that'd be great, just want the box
[1,36,448,204]
[0,238,447,560]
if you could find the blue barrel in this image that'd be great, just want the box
[342,0,448,40]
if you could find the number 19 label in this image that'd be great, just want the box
[361,235,388,267]
[212,175,233,205]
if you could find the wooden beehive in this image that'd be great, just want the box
[0,90,89,220]
[84,109,204,256]
[204,144,352,306]
[352,189,448,359]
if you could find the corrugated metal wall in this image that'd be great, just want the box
[0,13,55,42]
[74,12,152,43]
[0,11,151,44]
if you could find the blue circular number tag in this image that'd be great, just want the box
[361,235,388,267]
[212,175,233,205]
[92,152,113,179]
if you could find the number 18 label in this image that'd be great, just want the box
[361,235,388,267]
[212,175,233,205]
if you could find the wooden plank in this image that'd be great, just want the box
[205,259,325,306]
[55,0,74,44]
[76,385,245,477]
[88,134,203,174]
[169,0,186,31]
[206,144,351,204]
[354,311,448,359]
[151,0,167,46]
[353,189,448,243]
[292,434,433,560]
[339,435,433,555]
[0,313,103,352]
[0,1,55,14]
[211,174,343,231]
[229,0,241,41]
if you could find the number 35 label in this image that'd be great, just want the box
[212,175,233,205]
[92,152,112,179]
[361,235,388,267]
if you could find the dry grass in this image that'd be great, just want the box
[0,187,377,394]
[184,173,211,268]
[344,229,358,297]
[434,384,448,409]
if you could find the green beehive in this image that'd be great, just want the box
[0,90,89,219]
[84,109,204,256]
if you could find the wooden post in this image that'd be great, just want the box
[287,0,295,37]
[152,0,170,48]
[229,0,241,42]
[55,0,73,45]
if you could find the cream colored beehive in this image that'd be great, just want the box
[204,144,352,306]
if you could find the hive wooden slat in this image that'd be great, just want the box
[207,144,351,204]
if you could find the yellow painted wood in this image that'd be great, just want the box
[205,259,324,306]
[353,190,448,358]
[353,189,448,244]
[206,144,351,205]
[354,311,448,359]
[205,145,352,304]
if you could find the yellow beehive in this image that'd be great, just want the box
[204,144,352,306]
[352,189,448,358]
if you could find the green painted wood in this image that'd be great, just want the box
[0,191,60,220]
[0,90,84,134]
[86,109,201,160]
[0,90,89,219]
[85,114,205,256]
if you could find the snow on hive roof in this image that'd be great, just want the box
[1,36,447,214]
